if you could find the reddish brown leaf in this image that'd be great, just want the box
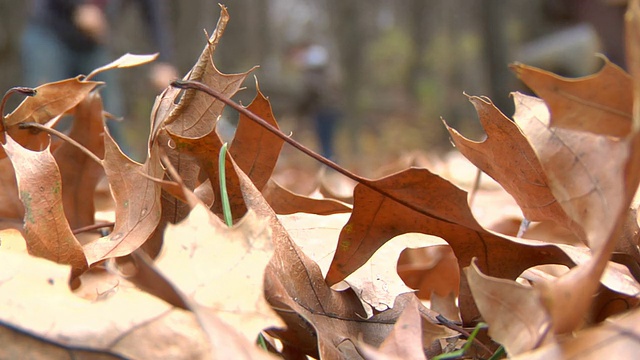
[397,245,460,302]
[1,135,87,277]
[511,60,632,137]
[324,168,577,322]
[53,92,106,229]
[169,129,247,219]
[325,168,573,284]
[230,84,284,190]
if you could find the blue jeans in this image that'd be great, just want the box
[21,22,129,154]
[314,107,339,161]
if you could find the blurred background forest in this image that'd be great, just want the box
[0,0,626,175]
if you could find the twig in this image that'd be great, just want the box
[72,222,115,235]
[436,314,493,355]
[170,80,458,227]
[18,122,103,165]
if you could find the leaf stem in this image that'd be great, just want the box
[18,122,103,165]
[219,142,233,226]
[170,80,458,228]
[171,80,367,183]
[435,315,493,354]
[0,87,37,133]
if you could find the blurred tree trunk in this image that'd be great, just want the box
[327,0,368,163]
[482,0,513,115]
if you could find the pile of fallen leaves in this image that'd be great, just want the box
[2,4,640,359]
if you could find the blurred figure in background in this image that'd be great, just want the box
[21,0,178,155]
[293,43,343,162]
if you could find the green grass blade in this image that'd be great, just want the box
[219,142,233,227]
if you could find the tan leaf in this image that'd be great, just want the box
[511,306,640,360]
[86,53,159,80]
[0,251,210,359]
[156,205,283,342]
[465,259,549,356]
[151,5,253,141]
[357,295,436,360]
[1,135,87,277]
[513,92,628,252]
[510,60,632,137]
[280,212,444,313]
[146,6,253,255]
[4,77,100,128]
[0,228,27,253]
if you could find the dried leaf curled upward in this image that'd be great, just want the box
[444,95,578,234]
[1,136,87,277]
[512,92,628,252]
[82,132,162,265]
[510,60,632,137]
[86,53,159,80]
[3,77,101,128]
[152,5,253,140]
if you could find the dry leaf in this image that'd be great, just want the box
[156,204,283,342]
[0,251,210,359]
[83,131,162,264]
[53,92,105,229]
[445,95,579,235]
[3,77,101,128]
[1,135,87,277]
[511,60,632,137]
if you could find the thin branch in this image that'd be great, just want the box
[171,79,365,183]
[170,80,458,228]
[18,122,103,165]
[72,222,115,235]
[435,314,493,354]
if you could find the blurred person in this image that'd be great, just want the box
[294,43,342,161]
[21,0,178,155]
